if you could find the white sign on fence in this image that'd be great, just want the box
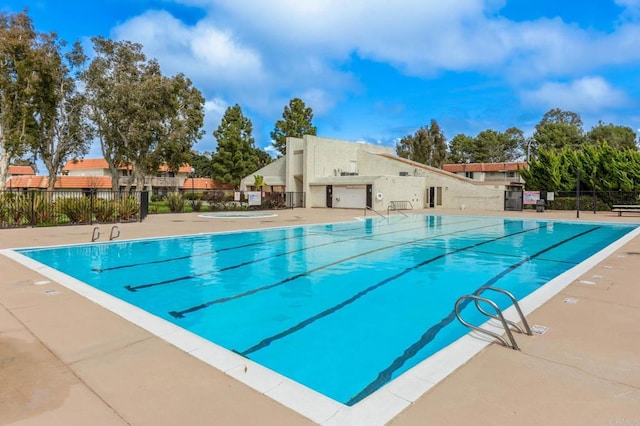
[247,191,262,206]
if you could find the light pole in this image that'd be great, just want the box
[190,167,195,210]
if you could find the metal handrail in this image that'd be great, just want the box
[387,200,412,217]
[109,225,120,241]
[455,295,521,350]
[364,206,386,218]
[91,226,100,242]
[388,205,408,217]
[473,286,532,335]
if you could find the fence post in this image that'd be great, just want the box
[90,190,94,225]
[576,168,580,218]
[30,191,35,227]
[140,191,149,222]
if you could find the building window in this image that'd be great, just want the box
[465,171,474,179]
[506,171,516,178]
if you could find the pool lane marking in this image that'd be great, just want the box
[346,225,601,405]
[95,220,393,272]
[125,218,481,291]
[236,224,545,357]
[167,220,514,318]
[96,217,471,273]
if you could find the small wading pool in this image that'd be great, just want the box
[198,212,278,219]
[5,215,639,424]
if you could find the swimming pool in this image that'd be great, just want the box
[7,215,639,423]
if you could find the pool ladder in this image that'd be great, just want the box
[455,286,532,351]
[91,225,120,242]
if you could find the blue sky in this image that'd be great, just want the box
[6,0,640,157]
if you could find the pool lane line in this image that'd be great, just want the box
[96,216,471,273]
[94,221,378,272]
[346,225,601,406]
[236,224,545,357]
[167,220,514,319]
[125,218,482,292]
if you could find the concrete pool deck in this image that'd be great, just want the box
[1,208,639,425]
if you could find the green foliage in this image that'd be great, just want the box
[24,193,56,225]
[521,142,640,192]
[192,199,203,212]
[447,127,524,164]
[165,192,185,213]
[190,151,215,178]
[82,37,204,192]
[586,121,637,151]
[531,108,585,155]
[93,198,116,222]
[29,34,93,190]
[212,105,259,187]
[56,197,92,223]
[396,120,447,167]
[271,98,317,156]
[0,193,29,225]
[117,195,140,220]
[0,11,43,188]
[253,175,266,189]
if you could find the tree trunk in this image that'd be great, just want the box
[45,158,58,191]
[0,140,8,191]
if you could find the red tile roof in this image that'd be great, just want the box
[442,162,528,173]
[63,158,192,174]
[8,165,36,175]
[182,178,234,190]
[8,175,112,189]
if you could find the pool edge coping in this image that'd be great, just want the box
[2,217,639,425]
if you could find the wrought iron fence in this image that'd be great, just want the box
[150,190,305,214]
[0,190,148,229]
[507,190,640,212]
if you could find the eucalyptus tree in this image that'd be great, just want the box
[82,37,204,192]
[271,97,317,156]
[30,38,93,190]
[0,11,40,189]
[212,104,259,187]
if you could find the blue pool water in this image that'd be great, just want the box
[16,215,637,405]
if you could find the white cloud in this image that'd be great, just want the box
[109,1,640,137]
[521,77,630,112]
[112,10,265,86]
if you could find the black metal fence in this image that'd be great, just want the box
[161,190,305,213]
[507,190,640,212]
[0,190,147,229]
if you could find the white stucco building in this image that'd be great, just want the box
[241,136,515,211]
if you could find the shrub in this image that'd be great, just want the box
[262,192,287,209]
[56,197,92,223]
[192,199,203,212]
[24,193,56,225]
[93,198,116,222]
[165,192,185,213]
[118,195,140,220]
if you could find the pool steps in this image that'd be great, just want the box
[455,286,532,350]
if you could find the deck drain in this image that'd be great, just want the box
[44,289,60,296]
[563,297,579,304]
[579,280,597,285]
[591,274,603,279]
[531,325,549,335]
[34,280,51,286]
